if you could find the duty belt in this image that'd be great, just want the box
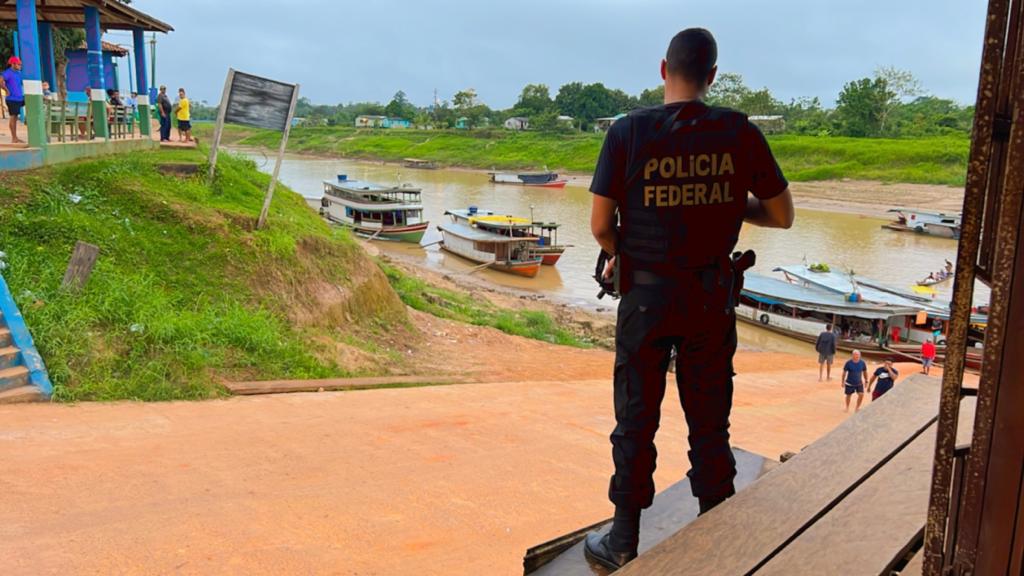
[632,256,728,286]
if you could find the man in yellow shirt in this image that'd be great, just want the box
[175,87,192,142]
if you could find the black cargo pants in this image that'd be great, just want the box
[608,267,738,509]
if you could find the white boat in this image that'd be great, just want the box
[319,176,429,243]
[882,208,962,239]
[488,171,567,188]
[437,215,543,277]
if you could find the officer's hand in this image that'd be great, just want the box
[602,256,616,280]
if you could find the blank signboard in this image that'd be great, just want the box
[223,71,296,132]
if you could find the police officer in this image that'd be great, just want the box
[585,28,794,570]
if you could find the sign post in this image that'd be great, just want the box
[207,69,300,230]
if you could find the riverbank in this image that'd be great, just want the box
[1,334,962,574]
[196,123,970,187]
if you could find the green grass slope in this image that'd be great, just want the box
[197,124,969,186]
[0,148,408,401]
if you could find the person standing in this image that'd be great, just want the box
[584,28,794,570]
[175,87,192,142]
[157,85,172,142]
[868,358,899,401]
[921,338,937,375]
[0,56,25,143]
[816,323,837,381]
[842,350,869,413]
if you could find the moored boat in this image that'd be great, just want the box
[437,220,543,277]
[319,175,429,243]
[403,158,438,170]
[882,208,962,239]
[445,207,570,265]
[488,171,568,188]
[738,265,986,368]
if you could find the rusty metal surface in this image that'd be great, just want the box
[922,1,1011,574]
[959,7,1024,570]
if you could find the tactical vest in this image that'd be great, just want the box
[619,104,749,275]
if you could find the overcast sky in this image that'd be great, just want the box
[117,0,988,109]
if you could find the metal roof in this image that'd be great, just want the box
[743,273,922,320]
[439,222,538,243]
[774,265,949,314]
[0,0,173,32]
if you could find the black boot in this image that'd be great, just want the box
[698,488,736,515]
[584,506,639,571]
[584,532,637,571]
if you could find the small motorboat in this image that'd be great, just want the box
[488,171,568,188]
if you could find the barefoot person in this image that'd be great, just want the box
[0,56,25,143]
[868,358,899,401]
[584,27,794,570]
[816,323,837,381]
[842,350,868,412]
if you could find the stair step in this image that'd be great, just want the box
[0,385,44,404]
[0,327,10,347]
[0,346,18,370]
[0,365,29,393]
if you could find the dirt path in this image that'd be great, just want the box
[0,310,962,575]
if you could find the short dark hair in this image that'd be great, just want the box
[666,28,718,83]
[826,323,833,331]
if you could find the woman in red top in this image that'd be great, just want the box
[921,339,937,375]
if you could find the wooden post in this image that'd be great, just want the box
[207,68,235,181]
[256,83,300,230]
[61,241,99,291]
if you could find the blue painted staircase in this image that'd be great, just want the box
[0,272,52,403]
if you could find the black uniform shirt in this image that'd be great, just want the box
[591,101,788,266]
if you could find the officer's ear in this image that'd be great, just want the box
[706,65,718,90]
[660,59,668,81]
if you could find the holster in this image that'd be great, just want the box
[595,250,623,300]
[729,250,756,308]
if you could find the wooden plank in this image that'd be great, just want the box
[757,399,976,576]
[616,375,942,576]
[224,375,465,395]
[525,449,777,576]
[60,241,99,291]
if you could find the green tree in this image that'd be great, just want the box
[781,97,832,135]
[637,86,664,107]
[705,72,751,109]
[835,77,894,137]
[875,66,922,135]
[515,83,554,116]
[384,90,416,119]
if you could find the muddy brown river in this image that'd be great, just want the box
[244,151,988,353]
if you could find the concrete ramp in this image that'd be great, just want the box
[522,448,778,575]
[0,272,51,403]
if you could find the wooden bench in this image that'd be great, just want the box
[612,375,974,576]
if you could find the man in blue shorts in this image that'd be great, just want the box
[868,358,899,401]
[841,350,868,413]
[0,56,24,143]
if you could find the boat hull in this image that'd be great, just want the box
[325,214,428,243]
[439,245,542,277]
[533,248,565,266]
[881,222,960,239]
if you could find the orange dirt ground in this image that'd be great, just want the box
[0,312,967,576]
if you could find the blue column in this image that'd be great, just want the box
[132,28,151,136]
[84,6,108,138]
[15,0,45,147]
[37,22,56,92]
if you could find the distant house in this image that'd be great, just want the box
[557,115,575,128]
[383,117,411,129]
[594,113,627,132]
[455,117,470,130]
[355,115,388,128]
[749,115,786,134]
[504,117,529,131]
